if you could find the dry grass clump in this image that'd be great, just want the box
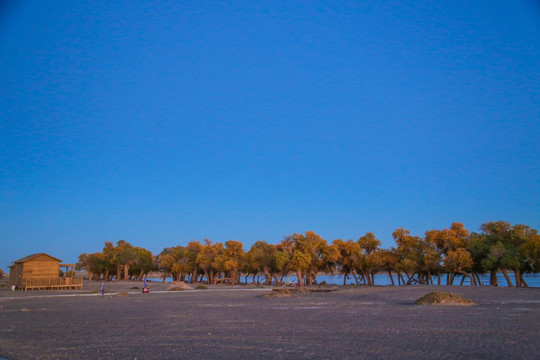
[195,285,208,290]
[112,292,129,297]
[415,292,476,305]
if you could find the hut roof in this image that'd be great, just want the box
[12,253,62,264]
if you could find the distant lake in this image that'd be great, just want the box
[148,272,540,287]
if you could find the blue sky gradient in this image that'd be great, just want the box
[1,1,539,270]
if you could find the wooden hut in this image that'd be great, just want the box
[8,253,83,290]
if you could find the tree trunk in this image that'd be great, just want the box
[263,267,272,286]
[362,273,370,286]
[231,269,237,286]
[474,273,482,286]
[124,265,129,281]
[104,269,110,281]
[116,265,122,281]
[371,273,375,286]
[305,272,313,286]
[405,273,414,285]
[501,268,514,287]
[138,270,144,281]
[359,273,365,285]
[387,270,395,286]
[352,273,359,285]
[490,270,498,286]
[520,274,528,288]
[514,269,522,287]
[296,270,303,286]
[437,271,441,286]
[343,272,348,286]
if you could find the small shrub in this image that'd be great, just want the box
[168,287,184,291]
[195,285,208,290]
[130,286,139,290]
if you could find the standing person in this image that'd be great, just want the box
[143,279,149,293]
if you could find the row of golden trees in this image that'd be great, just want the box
[76,221,540,287]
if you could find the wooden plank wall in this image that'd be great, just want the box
[9,265,20,286]
[22,255,59,279]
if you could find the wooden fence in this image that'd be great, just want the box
[17,277,83,291]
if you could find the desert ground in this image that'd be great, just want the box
[0,280,539,360]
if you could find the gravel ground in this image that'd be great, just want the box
[0,282,539,359]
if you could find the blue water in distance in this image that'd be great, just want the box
[148,272,540,287]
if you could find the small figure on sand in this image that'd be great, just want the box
[143,278,149,293]
[101,283,105,296]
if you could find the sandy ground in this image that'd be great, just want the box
[0,280,539,359]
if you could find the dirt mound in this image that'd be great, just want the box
[167,281,193,291]
[415,292,476,305]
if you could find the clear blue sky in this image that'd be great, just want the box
[1,0,539,270]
